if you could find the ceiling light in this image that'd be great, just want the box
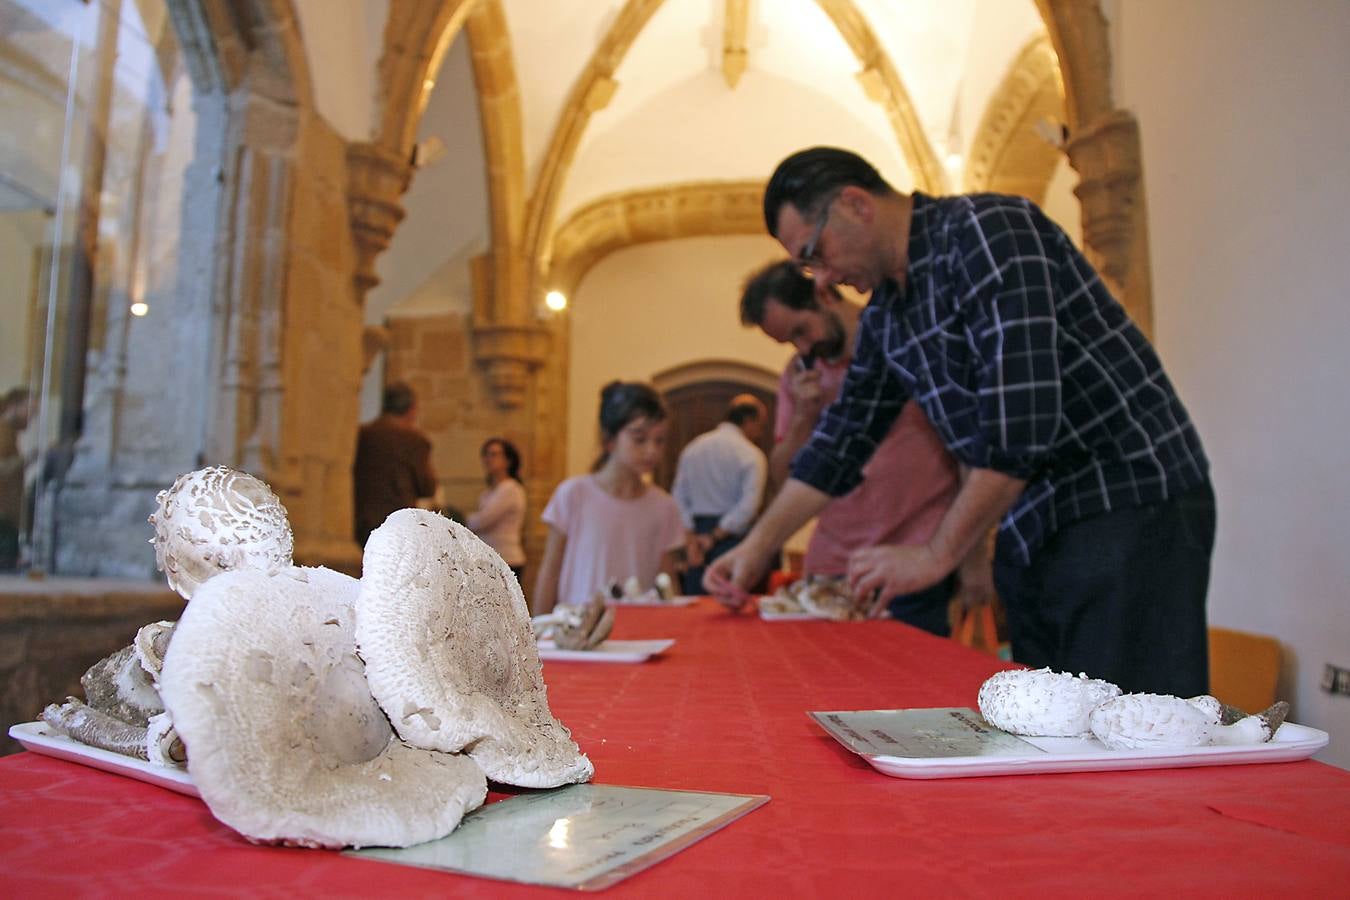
[545,291,567,311]
[130,301,149,317]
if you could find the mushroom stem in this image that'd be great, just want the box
[42,698,150,760]
[1210,701,1290,745]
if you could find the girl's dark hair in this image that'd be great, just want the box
[481,437,521,483]
[592,381,667,471]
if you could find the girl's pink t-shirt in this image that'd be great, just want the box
[541,474,685,606]
[777,357,960,575]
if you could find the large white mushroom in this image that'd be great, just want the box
[159,564,487,849]
[42,465,289,763]
[148,465,293,600]
[357,509,594,789]
[977,668,1122,736]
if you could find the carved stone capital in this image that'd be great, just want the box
[361,324,390,375]
[346,141,411,300]
[472,321,551,409]
[1066,109,1141,287]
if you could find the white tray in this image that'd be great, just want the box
[607,595,699,607]
[9,721,198,796]
[536,638,674,663]
[810,708,1330,779]
[758,607,820,621]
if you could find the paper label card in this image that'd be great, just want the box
[348,783,768,890]
[810,707,1044,758]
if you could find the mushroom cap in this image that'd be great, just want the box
[977,668,1122,736]
[357,509,593,788]
[1088,693,1219,750]
[148,466,293,600]
[159,564,486,849]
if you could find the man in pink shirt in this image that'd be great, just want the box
[738,260,993,634]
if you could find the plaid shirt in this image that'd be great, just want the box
[791,192,1209,565]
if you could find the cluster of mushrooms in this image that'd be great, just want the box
[977,668,1289,749]
[759,575,867,620]
[41,466,592,849]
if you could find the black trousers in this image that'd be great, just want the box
[887,575,957,637]
[993,479,1216,696]
[682,515,743,596]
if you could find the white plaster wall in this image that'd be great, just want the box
[566,235,790,477]
[563,70,910,223]
[292,0,386,141]
[1116,0,1350,767]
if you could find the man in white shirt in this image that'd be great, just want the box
[672,395,769,595]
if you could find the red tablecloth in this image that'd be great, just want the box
[3,601,1349,897]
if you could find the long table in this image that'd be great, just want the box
[3,601,1349,896]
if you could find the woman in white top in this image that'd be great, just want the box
[467,437,528,580]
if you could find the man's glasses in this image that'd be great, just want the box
[794,197,835,278]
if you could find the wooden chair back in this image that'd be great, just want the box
[1208,626,1281,712]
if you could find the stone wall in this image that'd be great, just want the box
[383,310,566,599]
[0,576,183,756]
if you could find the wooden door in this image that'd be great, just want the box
[655,380,777,492]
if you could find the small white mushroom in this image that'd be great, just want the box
[977,668,1122,736]
[77,644,164,726]
[794,575,867,621]
[148,466,293,600]
[1089,694,1290,750]
[144,712,186,766]
[1088,694,1217,750]
[546,592,615,650]
[133,620,175,686]
[357,509,593,789]
[159,565,486,849]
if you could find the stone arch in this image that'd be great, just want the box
[812,0,944,192]
[1037,0,1151,330]
[963,35,1065,205]
[651,360,780,398]
[525,0,944,285]
[548,181,767,300]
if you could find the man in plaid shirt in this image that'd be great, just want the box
[707,147,1215,696]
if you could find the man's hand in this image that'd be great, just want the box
[846,544,951,617]
[703,543,770,613]
[683,532,706,568]
[787,366,828,423]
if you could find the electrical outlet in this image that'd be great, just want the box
[1321,664,1350,695]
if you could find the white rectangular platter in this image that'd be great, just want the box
[608,595,699,607]
[758,607,820,622]
[9,721,198,796]
[536,638,674,663]
[809,708,1331,779]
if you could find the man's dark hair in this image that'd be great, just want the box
[762,146,894,236]
[382,381,416,415]
[726,399,762,427]
[739,259,840,326]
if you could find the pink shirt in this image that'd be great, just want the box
[541,474,685,606]
[777,357,959,575]
[467,478,527,566]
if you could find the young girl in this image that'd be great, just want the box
[533,381,684,614]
